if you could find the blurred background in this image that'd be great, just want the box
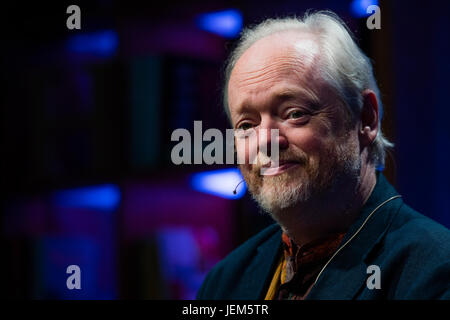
[1,0,449,299]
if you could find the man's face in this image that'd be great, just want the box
[228,31,361,216]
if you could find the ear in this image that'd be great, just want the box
[359,89,379,149]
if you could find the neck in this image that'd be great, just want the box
[276,163,377,247]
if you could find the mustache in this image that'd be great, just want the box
[246,149,308,173]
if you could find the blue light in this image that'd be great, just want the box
[196,9,243,38]
[52,184,121,211]
[350,0,379,18]
[66,30,118,57]
[190,168,246,199]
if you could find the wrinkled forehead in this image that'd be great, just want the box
[227,32,322,117]
[230,32,319,81]
[228,31,321,104]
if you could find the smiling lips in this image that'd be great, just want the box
[260,161,300,176]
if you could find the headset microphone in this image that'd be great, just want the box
[233,180,245,195]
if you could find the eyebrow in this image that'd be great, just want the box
[274,88,320,105]
[233,87,322,117]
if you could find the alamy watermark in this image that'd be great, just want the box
[66,5,81,30]
[66,264,81,290]
[367,5,381,30]
[366,264,381,290]
[171,121,280,174]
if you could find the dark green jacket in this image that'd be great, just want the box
[197,173,450,300]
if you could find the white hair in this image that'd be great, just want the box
[223,11,393,167]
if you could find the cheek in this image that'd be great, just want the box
[287,128,329,156]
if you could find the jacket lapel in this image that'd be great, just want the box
[305,173,403,299]
[237,226,282,299]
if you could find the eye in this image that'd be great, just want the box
[236,122,254,131]
[287,110,306,119]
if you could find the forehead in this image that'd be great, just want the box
[228,31,321,115]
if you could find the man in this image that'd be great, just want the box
[197,11,450,299]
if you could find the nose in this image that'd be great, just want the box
[258,117,288,157]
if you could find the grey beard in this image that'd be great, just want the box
[251,174,312,214]
[248,145,362,221]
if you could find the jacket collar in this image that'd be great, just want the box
[305,172,403,299]
[239,224,283,299]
